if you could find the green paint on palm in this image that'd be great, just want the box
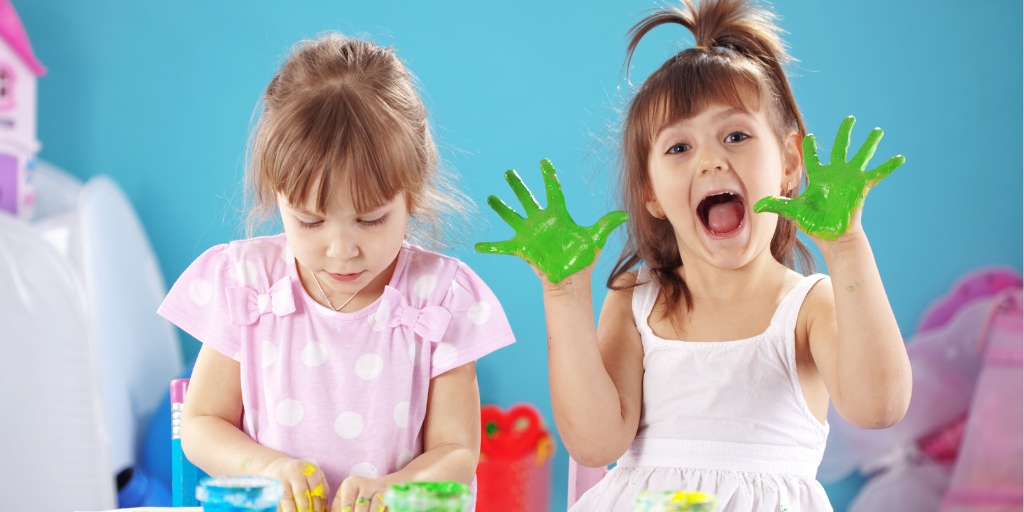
[753,116,905,240]
[475,159,629,283]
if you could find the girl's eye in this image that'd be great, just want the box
[359,215,387,227]
[666,143,691,155]
[726,132,750,143]
[297,219,323,229]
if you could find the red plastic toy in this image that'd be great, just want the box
[476,404,554,511]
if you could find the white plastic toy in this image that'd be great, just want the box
[0,0,45,219]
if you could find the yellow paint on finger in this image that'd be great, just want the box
[299,484,326,512]
[302,462,318,477]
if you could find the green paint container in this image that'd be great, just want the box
[383,481,472,512]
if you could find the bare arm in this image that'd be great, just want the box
[808,227,912,429]
[333,362,481,510]
[182,345,328,512]
[182,346,291,475]
[384,361,481,484]
[543,266,645,467]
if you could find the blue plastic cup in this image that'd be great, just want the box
[196,476,283,512]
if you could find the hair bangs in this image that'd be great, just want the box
[267,86,422,216]
[638,54,768,147]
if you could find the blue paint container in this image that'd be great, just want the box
[196,476,283,512]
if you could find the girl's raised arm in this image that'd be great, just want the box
[544,268,646,467]
[759,117,912,429]
[475,160,641,466]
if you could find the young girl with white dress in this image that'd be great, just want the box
[526,1,912,510]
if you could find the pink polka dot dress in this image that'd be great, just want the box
[158,234,515,492]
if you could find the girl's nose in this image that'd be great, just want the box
[698,148,726,176]
[327,237,359,260]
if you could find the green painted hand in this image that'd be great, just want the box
[753,116,905,240]
[475,159,629,283]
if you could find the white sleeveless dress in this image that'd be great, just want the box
[571,268,834,512]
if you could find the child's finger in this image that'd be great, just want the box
[354,493,372,512]
[279,491,298,512]
[830,116,856,165]
[486,195,526,229]
[369,492,387,512]
[304,471,328,512]
[474,239,517,256]
[802,133,823,176]
[289,480,312,512]
[337,478,359,512]
[504,169,543,216]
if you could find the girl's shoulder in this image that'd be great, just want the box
[189,234,293,289]
[396,243,516,377]
[394,242,495,306]
[795,271,835,334]
[158,234,292,360]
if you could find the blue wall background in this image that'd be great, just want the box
[16,1,1022,510]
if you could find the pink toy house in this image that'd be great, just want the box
[0,0,44,218]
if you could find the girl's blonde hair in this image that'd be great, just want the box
[245,32,470,249]
[608,0,815,316]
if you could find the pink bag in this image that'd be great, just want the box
[940,289,1023,511]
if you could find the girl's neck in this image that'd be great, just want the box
[676,245,789,305]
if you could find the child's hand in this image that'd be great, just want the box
[332,476,389,512]
[475,159,628,284]
[262,458,329,512]
[753,116,905,241]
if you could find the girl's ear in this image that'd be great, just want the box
[781,130,803,192]
[644,187,666,220]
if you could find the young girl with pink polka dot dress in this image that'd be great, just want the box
[534,1,913,511]
[158,34,514,512]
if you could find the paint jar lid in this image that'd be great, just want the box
[632,491,717,512]
[195,476,283,510]
[383,482,472,512]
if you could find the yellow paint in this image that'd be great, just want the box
[343,505,353,512]
[300,483,326,511]
[667,491,714,503]
[302,462,318,477]
[357,496,369,505]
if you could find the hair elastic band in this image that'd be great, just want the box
[695,45,708,50]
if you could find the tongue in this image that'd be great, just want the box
[707,201,743,233]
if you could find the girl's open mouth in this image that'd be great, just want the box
[697,192,746,236]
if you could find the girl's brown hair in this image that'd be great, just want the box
[608,0,814,315]
[245,32,470,248]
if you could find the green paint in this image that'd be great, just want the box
[357,497,369,505]
[383,482,471,512]
[475,159,628,283]
[485,421,498,438]
[753,116,904,241]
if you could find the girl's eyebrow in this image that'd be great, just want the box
[712,107,751,122]
[286,203,321,217]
